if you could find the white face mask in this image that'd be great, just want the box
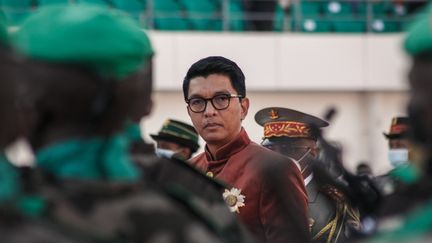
[388,149,409,168]
[155,148,176,159]
[290,148,311,173]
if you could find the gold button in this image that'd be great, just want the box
[206,171,214,178]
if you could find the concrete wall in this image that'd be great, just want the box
[149,32,410,91]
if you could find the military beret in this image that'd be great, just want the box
[151,119,200,153]
[255,107,328,140]
[12,4,153,79]
[404,4,432,56]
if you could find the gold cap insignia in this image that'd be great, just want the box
[269,109,279,119]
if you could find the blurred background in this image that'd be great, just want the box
[1,0,425,174]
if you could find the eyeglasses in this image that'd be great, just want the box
[186,93,243,113]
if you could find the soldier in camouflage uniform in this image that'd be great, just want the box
[369,4,432,242]
[11,4,231,243]
[0,13,88,243]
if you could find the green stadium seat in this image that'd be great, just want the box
[154,16,190,30]
[273,3,285,31]
[332,19,366,32]
[228,0,245,31]
[291,18,331,32]
[324,1,352,16]
[179,0,218,30]
[153,0,179,12]
[323,1,366,33]
[111,0,145,23]
[152,0,189,30]
[352,1,394,18]
[370,19,400,33]
[374,1,393,16]
[296,1,323,16]
[180,0,216,12]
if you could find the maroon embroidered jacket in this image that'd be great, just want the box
[189,128,310,243]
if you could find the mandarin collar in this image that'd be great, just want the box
[205,127,251,162]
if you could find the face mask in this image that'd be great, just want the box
[155,148,176,159]
[291,148,311,173]
[388,149,409,168]
[296,148,311,163]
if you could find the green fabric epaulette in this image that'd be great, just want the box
[0,154,20,202]
[124,122,143,142]
[36,135,140,182]
[389,164,420,185]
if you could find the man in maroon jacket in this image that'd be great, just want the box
[182,56,310,243]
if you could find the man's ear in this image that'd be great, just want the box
[240,97,249,120]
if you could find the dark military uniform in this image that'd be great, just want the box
[130,131,255,243]
[0,204,88,243]
[32,174,225,243]
[127,117,254,242]
[255,107,361,243]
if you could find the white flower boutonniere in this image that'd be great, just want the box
[223,187,245,213]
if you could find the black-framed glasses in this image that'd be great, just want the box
[186,93,243,113]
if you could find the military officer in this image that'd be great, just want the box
[384,117,411,168]
[150,119,200,160]
[255,107,361,243]
[0,14,88,243]
[375,117,414,196]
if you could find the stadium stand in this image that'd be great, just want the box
[0,0,427,32]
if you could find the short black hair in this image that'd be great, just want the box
[182,56,246,100]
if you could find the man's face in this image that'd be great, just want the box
[186,74,249,148]
[263,137,317,161]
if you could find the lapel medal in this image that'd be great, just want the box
[223,187,245,213]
